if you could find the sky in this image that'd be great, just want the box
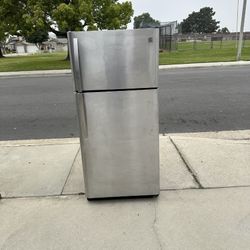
[127,0,250,32]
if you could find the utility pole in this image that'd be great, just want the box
[235,0,240,48]
[237,0,248,60]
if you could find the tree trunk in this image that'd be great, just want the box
[0,46,5,58]
[64,40,70,61]
[49,27,67,38]
[65,51,70,60]
[49,27,70,60]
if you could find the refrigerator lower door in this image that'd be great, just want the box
[75,89,159,199]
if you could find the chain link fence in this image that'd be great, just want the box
[171,33,250,51]
[159,24,176,50]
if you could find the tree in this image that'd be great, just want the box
[25,29,49,49]
[0,0,134,59]
[134,13,160,29]
[0,6,10,58]
[180,7,220,34]
[217,27,230,34]
[0,25,6,58]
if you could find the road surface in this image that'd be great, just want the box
[0,66,249,140]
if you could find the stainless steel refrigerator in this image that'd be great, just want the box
[68,29,159,199]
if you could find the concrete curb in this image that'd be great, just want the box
[0,138,80,147]
[159,61,250,70]
[0,61,249,77]
[1,131,249,147]
[0,69,72,78]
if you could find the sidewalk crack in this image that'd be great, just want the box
[153,202,163,250]
[169,137,203,189]
[61,147,80,195]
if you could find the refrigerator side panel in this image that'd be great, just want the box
[70,29,159,91]
[81,89,159,198]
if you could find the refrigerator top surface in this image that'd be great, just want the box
[68,29,159,92]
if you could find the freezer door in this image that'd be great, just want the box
[68,29,159,92]
[76,89,159,198]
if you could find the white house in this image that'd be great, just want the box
[15,41,39,54]
[55,38,68,52]
[6,38,39,54]
[6,36,68,54]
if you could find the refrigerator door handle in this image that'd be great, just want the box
[76,94,88,138]
[73,38,82,91]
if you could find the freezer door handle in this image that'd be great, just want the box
[73,38,82,91]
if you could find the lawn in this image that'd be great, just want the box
[0,40,250,72]
[0,52,70,72]
[160,40,250,65]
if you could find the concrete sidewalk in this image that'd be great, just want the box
[1,131,250,249]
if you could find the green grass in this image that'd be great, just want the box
[160,40,250,65]
[0,40,250,72]
[0,52,70,72]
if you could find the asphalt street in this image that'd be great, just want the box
[0,66,250,140]
[159,66,250,133]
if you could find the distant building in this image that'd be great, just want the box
[41,38,68,52]
[54,38,68,52]
[6,37,39,54]
[15,41,39,54]
[6,36,68,54]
